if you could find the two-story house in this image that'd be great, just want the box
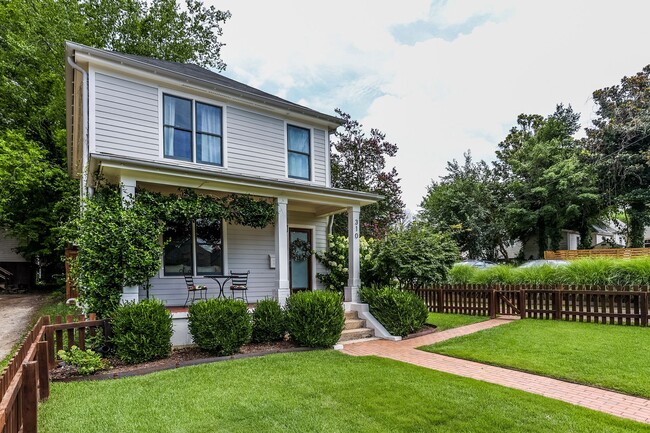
[65,42,379,318]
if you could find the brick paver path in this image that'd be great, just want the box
[342,317,650,424]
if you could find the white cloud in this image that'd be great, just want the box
[210,0,650,209]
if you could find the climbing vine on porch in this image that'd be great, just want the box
[66,186,275,318]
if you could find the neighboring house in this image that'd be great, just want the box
[0,229,33,290]
[64,42,380,310]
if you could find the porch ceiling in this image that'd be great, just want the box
[93,153,381,213]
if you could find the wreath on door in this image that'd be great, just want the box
[290,238,312,261]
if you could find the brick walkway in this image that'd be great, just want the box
[342,318,650,424]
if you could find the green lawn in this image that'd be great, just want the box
[39,351,649,432]
[421,319,650,398]
[426,312,489,331]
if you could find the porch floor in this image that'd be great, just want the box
[167,304,256,314]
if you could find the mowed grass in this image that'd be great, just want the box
[421,319,650,398]
[426,312,489,331]
[39,351,650,433]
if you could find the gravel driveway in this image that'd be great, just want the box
[0,294,47,361]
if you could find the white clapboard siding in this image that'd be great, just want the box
[288,211,328,290]
[313,129,327,185]
[226,107,286,178]
[94,73,160,159]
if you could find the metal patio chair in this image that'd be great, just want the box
[229,271,250,303]
[184,271,207,306]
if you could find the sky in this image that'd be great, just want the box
[213,0,650,210]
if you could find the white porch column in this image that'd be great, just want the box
[344,206,361,303]
[275,197,290,305]
[120,175,139,304]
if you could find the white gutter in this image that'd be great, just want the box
[66,56,91,201]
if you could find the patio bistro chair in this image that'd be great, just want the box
[229,271,250,303]
[184,271,207,307]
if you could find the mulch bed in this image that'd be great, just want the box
[51,340,311,382]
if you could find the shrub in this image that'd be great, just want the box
[110,299,173,364]
[252,299,285,343]
[360,286,428,337]
[316,234,378,292]
[284,291,344,347]
[57,345,106,375]
[188,299,252,355]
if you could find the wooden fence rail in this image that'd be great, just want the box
[0,314,106,433]
[416,284,650,327]
[544,248,650,260]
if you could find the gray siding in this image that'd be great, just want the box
[94,73,159,159]
[227,107,286,179]
[0,229,26,262]
[313,129,327,184]
[288,211,328,290]
[144,223,275,305]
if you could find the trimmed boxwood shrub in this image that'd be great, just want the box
[252,299,285,343]
[110,299,173,364]
[188,299,252,356]
[360,286,428,337]
[284,291,344,347]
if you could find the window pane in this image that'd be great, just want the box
[197,134,222,165]
[196,103,222,135]
[287,125,310,153]
[195,220,223,275]
[288,152,309,179]
[163,129,192,160]
[163,95,192,129]
[163,222,192,276]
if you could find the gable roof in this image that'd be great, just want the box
[65,41,343,127]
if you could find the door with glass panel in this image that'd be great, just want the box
[289,228,312,293]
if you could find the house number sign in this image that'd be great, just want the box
[354,218,359,239]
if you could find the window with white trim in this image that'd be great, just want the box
[287,125,310,180]
[163,94,223,165]
[163,220,223,276]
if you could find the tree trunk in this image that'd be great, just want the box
[628,202,647,248]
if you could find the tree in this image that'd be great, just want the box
[331,109,405,238]
[585,65,650,247]
[0,0,230,281]
[496,105,602,257]
[420,152,512,260]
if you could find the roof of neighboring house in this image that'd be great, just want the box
[65,41,343,127]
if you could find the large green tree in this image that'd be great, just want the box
[496,105,602,257]
[585,65,650,247]
[420,152,511,260]
[0,0,230,281]
[331,109,405,238]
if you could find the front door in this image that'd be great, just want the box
[289,228,312,293]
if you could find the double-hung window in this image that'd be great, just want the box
[163,220,223,276]
[163,94,223,165]
[287,125,311,180]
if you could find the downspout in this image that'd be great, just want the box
[66,56,91,201]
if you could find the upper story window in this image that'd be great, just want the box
[163,94,223,165]
[287,125,311,180]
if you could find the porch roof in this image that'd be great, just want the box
[93,153,382,215]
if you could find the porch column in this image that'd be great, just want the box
[275,197,290,305]
[344,205,361,303]
[120,176,139,304]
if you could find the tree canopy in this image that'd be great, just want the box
[331,109,405,238]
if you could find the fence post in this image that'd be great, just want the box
[641,291,648,328]
[43,316,54,368]
[489,289,496,319]
[22,361,38,433]
[554,288,563,320]
[437,287,444,313]
[37,341,50,401]
[519,288,526,319]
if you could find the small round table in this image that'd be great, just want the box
[204,275,232,299]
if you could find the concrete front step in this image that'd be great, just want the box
[344,319,366,330]
[344,310,359,320]
[339,327,374,342]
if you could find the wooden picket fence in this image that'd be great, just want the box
[544,248,650,260]
[416,284,650,326]
[0,314,107,433]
